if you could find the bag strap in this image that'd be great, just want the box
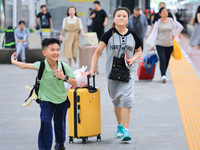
[37,60,45,82]
[61,62,66,75]
[112,31,115,57]
[25,60,45,103]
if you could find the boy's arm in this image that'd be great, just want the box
[11,52,38,70]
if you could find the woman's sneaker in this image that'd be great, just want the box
[116,124,123,138]
[121,128,132,141]
[161,75,167,83]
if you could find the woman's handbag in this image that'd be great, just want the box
[108,31,130,82]
[172,38,182,60]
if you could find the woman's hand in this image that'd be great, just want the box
[11,52,18,64]
[87,70,94,78]
[150,47,154,51]
[59,36,63,41]
[82,34,87,37]
[126,58,135,66]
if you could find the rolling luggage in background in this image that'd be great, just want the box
[68,75,101,144]
[137,51,158,80]
[79,46,98,73]
[137,58,156,80]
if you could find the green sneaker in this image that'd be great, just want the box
[121,128,132,141]
[116,124,123,138]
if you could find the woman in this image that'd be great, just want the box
[146,7,183,83]
[88,7,142,141]
[189,5,200,50]
[60,6,86,67]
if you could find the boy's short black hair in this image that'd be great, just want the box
[40,5,46,9]
[41,38,60,49]
[19,20,25,25]
[94,1,100,5]
[89,8,92,11]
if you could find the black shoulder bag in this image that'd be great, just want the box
[108,31,130,82]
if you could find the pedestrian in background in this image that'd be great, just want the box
[189,5,200,50]
[146,7,183,83]
[60,6,86,67]
[90,1,108,41]
[14,20,29,63]
[88,7,142,142]
[128,6,148,50]
[85,8,93,32]
[152,2,173,27]
[34,5,53,29]
[145,7,152,25]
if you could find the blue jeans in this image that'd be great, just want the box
[38,100,68,150]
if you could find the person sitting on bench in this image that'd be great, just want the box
[14,20,29,62]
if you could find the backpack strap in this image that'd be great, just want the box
[25,60,45,103]
[61,62,66,75]
[37,61,45,86]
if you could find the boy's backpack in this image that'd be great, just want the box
[2,26,16,48]
[143,53,158,75]
[25,60,66,104]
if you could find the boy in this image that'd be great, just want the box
[11,38,77,150]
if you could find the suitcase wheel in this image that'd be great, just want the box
[82,137,87,144]
[97,134,101,141]
[69,137,73,143]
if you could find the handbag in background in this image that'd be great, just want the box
[172,38,182,60]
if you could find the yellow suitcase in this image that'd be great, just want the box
[68,75,101,143]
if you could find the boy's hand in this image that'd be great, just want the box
[54,68,65,80]
[11,52,18,64]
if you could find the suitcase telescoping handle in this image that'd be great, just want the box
[87,74,95,88]
[87,75,97,93]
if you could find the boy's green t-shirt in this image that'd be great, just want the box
[33,59,75,104]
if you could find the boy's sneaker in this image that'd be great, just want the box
[116,124,123,138]
[54,144,65,150]
[121,128,132,141]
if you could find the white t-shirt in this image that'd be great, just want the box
[62,16,83,30]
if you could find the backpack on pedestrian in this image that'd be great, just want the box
[2,26,16,48]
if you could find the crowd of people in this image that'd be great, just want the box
[9,1,200,150]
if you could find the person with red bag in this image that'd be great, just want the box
[146,7,183,83]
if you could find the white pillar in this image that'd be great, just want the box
[13,0,17,28]
[29,0,35,28]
